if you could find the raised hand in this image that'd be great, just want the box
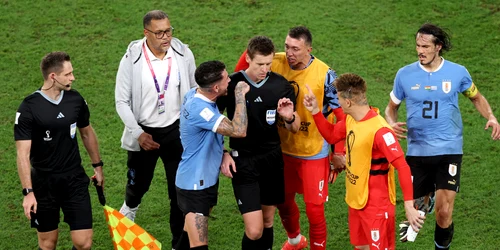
[235,81,250,97]
[303,84,319,114]
[277,98,294,121]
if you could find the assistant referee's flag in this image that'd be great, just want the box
[93,178,162,250]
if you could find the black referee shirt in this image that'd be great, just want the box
[217,71,296,154]
[14,90,90,173]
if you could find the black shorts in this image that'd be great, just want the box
[31,167,92,232]
[230,147,285,214]
[176,182,218,216]
[406,154,462,198]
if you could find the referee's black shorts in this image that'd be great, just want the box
[31,167,92,232]
[230,147,285,214]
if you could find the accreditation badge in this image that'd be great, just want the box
[158,93,165,114]
[266,109,276,125]
[70,122,77,139]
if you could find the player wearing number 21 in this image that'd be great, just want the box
[385,23,500,249]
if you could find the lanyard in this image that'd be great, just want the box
[143,43,173,94]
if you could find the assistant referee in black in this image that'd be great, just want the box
[14,51,104,250]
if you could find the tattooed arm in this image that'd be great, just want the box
[216,81,249,138]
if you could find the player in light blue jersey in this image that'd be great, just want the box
[385,23,500,250]
[175,60,250,250]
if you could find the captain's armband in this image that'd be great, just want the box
[462,82,479,98]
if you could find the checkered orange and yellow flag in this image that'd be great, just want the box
[103,205,162,250]
[93,177,162,250]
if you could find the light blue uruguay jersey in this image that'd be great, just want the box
[176,88,225,190]
[390,59,472,156]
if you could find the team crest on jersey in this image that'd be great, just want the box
[448,163,457,176]
[266,110,276,125]
[371,229,380,242]
[442,80,452,94]
[70,122,77,139]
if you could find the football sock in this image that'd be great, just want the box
[434,222,454,250]
[260,226,274,249]
[277,193,301,238]
[305,202,327,250]
[242,232,261,250]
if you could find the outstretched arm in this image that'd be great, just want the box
[304,85,345,144]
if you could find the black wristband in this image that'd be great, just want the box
[285,114,296,124]
[92,160,104,168]
[223,149,229,154]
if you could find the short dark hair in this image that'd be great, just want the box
[288,26,312,46]
[247,36,275,59]
[416,23,452,55]
[40,51,71,80]
[334,73,367,105]
[143,10,169,28]
[195,61,226,88]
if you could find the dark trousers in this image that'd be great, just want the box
[125,120,184,248]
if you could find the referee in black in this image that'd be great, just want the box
[217,36,301,250]
[14,51,104,250]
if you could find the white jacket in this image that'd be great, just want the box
[115,37,197,151]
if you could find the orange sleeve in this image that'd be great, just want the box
[234,50,249,72]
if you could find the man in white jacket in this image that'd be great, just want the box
[115,9,197,249]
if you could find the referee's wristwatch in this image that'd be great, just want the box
[22,188,33,196]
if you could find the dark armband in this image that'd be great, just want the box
[92,160,104,168]
[285,114,296,124]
